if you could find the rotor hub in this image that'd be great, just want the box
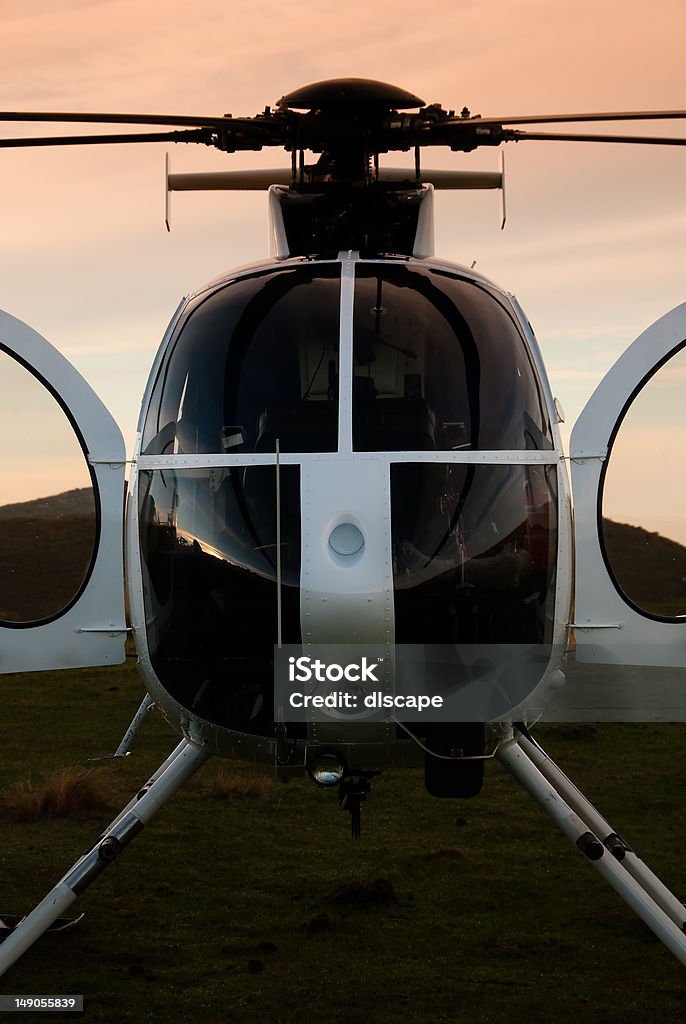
[278,78,425,114]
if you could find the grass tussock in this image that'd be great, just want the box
[0,765,114,821]
[423,846,463,861]
[209,768,272,802]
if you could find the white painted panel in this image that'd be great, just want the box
[571,303,686,667]
[0,310,126,672]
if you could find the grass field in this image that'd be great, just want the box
[2,658,686,1023]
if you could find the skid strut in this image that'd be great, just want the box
[496,735,686,966]
[88,692,157,761]
[515,728,686,929]
[0,739,210,977]
[112,692,156,758]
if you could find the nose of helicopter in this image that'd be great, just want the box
[135,254,560,741]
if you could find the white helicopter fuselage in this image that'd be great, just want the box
[123,248,573,776]
[2,222,683,785]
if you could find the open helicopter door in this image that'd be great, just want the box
[570,302,686,676]
[0,310,126,672]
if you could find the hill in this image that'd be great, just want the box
[0,487,96,622]
[0,486,683,621]
[602,518,686,617]
[0,486,95,521]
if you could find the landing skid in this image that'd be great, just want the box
[3,728,686,975]
[0,915,84,940]
[0,739,210,976]
[496,728,686,966]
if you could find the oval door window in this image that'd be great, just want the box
[601,343,686,619]
[0,349,97,624]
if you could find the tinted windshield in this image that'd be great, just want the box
[353,265,552,451]
[391,462,558,645]
[139,466,301,734]
[143,264,341,455]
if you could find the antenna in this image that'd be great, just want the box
[276,438,282,650]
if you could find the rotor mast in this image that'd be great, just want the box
[277,78,426,187]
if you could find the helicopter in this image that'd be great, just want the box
[1,77,686,976]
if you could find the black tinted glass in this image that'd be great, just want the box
[391,462,558,644]
[353,266,552,451]
[143,265,341,455]
[139,467,301,734]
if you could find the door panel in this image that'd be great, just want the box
[571,303,686,667]
[0,310,126,672]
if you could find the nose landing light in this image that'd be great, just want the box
[328,522,365,557]
[308,752,347,787]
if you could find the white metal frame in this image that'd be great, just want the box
[571,302,686,666]
[0,310,127,672]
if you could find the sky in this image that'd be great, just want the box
[0,0,685,539]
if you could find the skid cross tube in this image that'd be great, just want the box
[0,739,211,977]
[496,737,686,966]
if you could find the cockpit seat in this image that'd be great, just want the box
[254,400,337,453]
[355,397,437,451]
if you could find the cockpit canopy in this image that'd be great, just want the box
[142,260,553,456]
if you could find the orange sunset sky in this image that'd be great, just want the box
[1,0,685,539]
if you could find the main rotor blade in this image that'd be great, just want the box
[467,109,686,127]
[0,110,243,128]
[504,129,686,146]
[0,129,213,149]
[4,108,685,130]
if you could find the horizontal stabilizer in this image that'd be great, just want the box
[166,167,503,191]
[168,168,292,190]
[164,154,506,231]
[380,168,502,189]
